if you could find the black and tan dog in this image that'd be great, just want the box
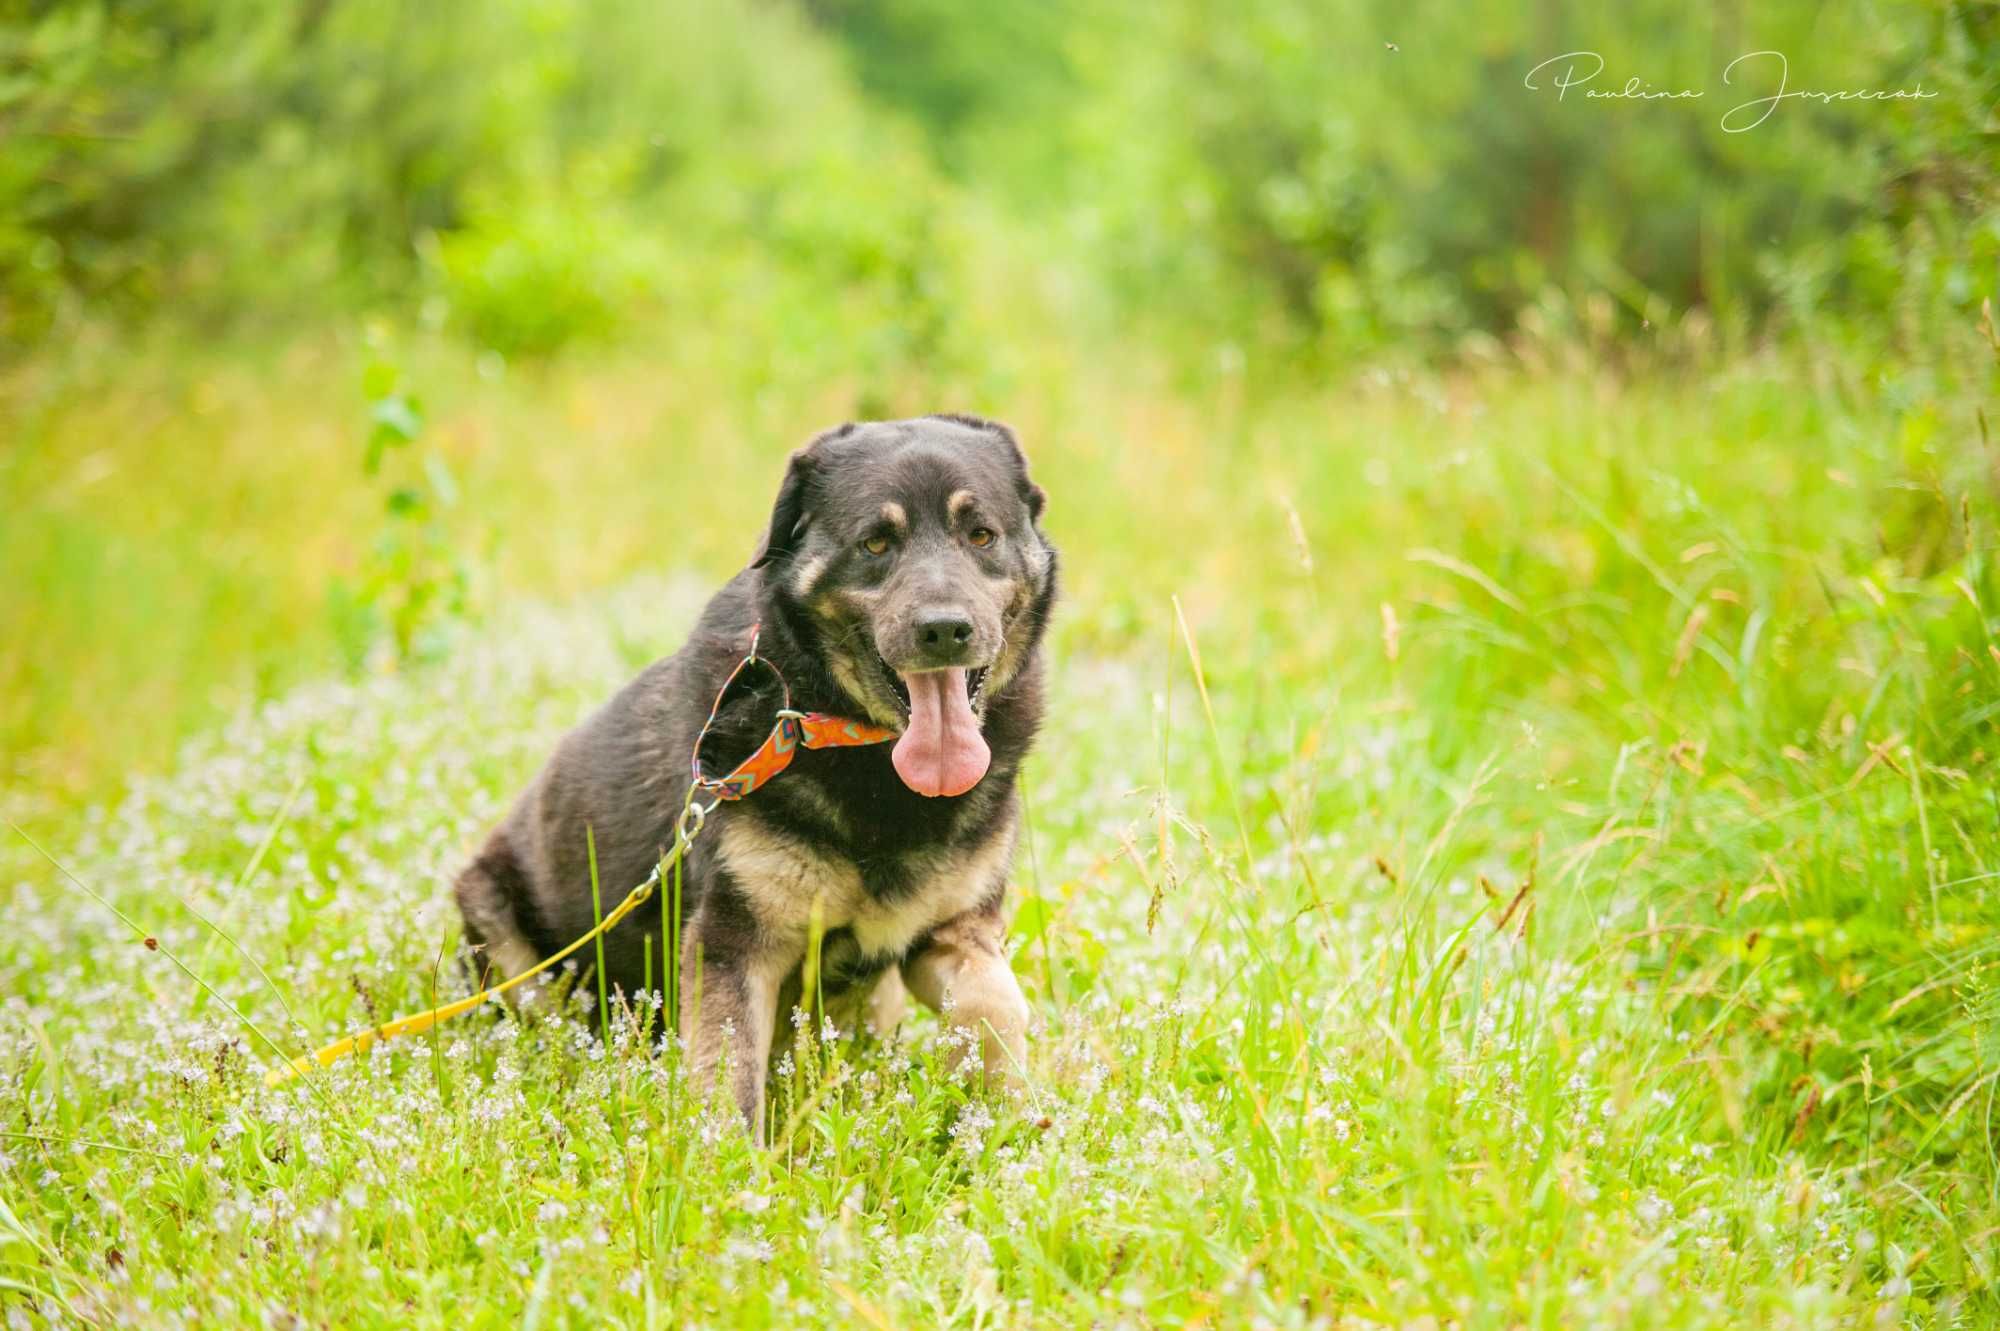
[453,415,1057,1136]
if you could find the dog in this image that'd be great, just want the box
[452,415,1058,1137]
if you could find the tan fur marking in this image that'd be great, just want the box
[715,805,1016,960]
[826,649,907,730]
[1022,534,1050,579]
[880,502,908,533]
[803,588,906,730]
[982,553,1046,697]
[811,586,885,620]
[790,555,827,601]
[903,912,1029,1087]
[716,815,865,944]
[681,946,788,1142]
[485,936,542,984]
[985,609,1035,698]
[864,968,909,1035]
[480,936,548,1011]
[456,865,550,1009]
[851,813,1015,956]
[811,968,905,1041]
[947,489,976,520]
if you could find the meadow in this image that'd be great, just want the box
[3,1,1997,1326]
[5,312,1997,1326]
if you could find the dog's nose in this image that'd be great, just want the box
[915,610,977,662]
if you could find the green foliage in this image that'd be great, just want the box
[0,0,965,356]
[1,0,516,340]
[427,203,659,358]
[12,0,1993,360]
[813,0,2000,353]
[329,350,470,671]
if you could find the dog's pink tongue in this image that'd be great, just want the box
[892,668,990,797]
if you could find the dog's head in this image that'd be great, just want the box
[753,415,1058,797]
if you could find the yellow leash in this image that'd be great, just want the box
[264,799,711,1088]
[262,625,879,1090]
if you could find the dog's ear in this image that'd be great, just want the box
[751,449,817,570]
[992,421,1047,524]
[939,414,1047,524]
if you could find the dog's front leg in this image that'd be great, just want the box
[903,905,1030,1088]
[679,918,787,1141]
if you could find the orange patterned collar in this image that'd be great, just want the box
[690,626,897,803]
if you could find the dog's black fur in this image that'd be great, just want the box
[454,415,1057,1134]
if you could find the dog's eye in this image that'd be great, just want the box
[860,534,892,556]
[967,527,997,548]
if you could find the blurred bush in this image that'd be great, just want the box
[0,0,973,359]
[812,0,1999,355]
[3,0,1993,357]
[427,203,660,358]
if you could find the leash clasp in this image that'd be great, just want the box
[676,795,714,843]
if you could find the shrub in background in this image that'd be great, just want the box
[812,0,1999,356]
[0,0,979,361]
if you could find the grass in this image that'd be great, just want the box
[2,317,1997,1327]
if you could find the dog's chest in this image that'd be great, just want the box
[713,810,1010,959]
